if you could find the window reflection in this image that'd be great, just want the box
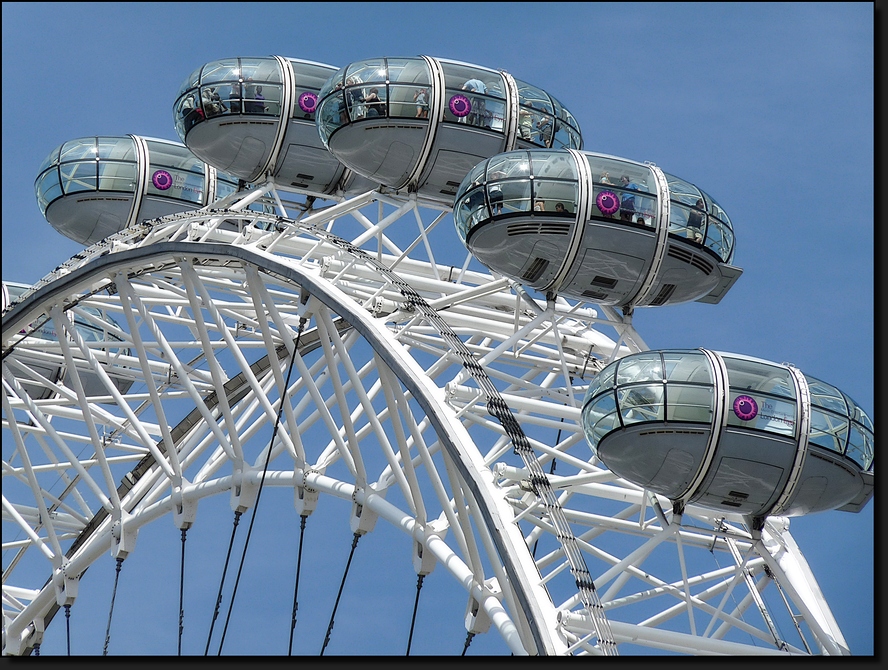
[454,151,585,232]
[60,162,97,194]
[619,384,665,425]
[33,135,247,216]
[98,162,137,192]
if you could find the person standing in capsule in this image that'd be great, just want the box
[461,77,487,127]
[414,88,429,118]
[362,88,385,117]
[619,174,639,221]
[687,198,706,243]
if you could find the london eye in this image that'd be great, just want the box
[2,4,874,657]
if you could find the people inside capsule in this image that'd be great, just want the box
[452,149,742,308]
[173,56,373,195]
[2,280,134,400]
[581,349,874,521]
[34,135,269,246]
[314,56,582,203]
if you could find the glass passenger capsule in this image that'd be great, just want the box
[173,56,375,195]
[453,149,743,308]
[35,135,264,246]
[315,56,582,204]
[581,349,874,522]
[2,280,134,400]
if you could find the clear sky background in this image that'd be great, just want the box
[1,2,876,657]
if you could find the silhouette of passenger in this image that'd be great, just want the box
[227,82,242,114]
[619,175,639,221]
[461,77,487,126]
[363,88,385,117]
[414,88,429,118]
[687,198,705,242]
[535,115,553,146]
[203,87,224,117]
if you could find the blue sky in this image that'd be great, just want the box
[1,2,875,656]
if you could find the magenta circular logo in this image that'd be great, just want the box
[449,94,471,117]
[298,91,318,114]
[151,170,172,190]
[596,190,619,215]
[733,395,759,421]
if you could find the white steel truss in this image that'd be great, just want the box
[2,186,848,655]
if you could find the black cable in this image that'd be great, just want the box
[204,509,242,655]
[405,573,425,655]
[102,557,124,655]
[288,514,308,655]
[64,604,71,656]
[216,322,303,655]
[178,528,187,655]
[462,630,475,655]
[320,532,361,655]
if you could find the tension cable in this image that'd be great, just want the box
[204,509,242,655]
[287,513,309,655]
[405,573,425,655]
[102,557,124,655]
[462,630,475,655]
[215,319,304,654]
[64,604,71,656]
[178,528,187,655]
[320,532,362,655]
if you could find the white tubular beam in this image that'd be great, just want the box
[115,276,239,464]
[3,370,114,512]
[176,264,247,467]
[179,264,300,460]
[758,523,849,655]
[560,613,790,655]
[313,306,368,490]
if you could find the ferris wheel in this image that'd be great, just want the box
[2,54,873,657]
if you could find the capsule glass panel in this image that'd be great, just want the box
[841,389,875,470]
[456,149,741,306]
[582,350,874,517]
[35,135,271,245]
[174,57,286,140]
[175,57,348,190]
[316,56,581,203]
[723,355,797,437]
[513,79,573,149]
[439,61,506,130]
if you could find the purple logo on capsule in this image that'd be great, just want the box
[152,170,173,191]
[596,190,620,215]
[733,395,759,421]
[298,91,318,114]
[449,94,471,117]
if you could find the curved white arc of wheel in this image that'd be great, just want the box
[2,242,566,655]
